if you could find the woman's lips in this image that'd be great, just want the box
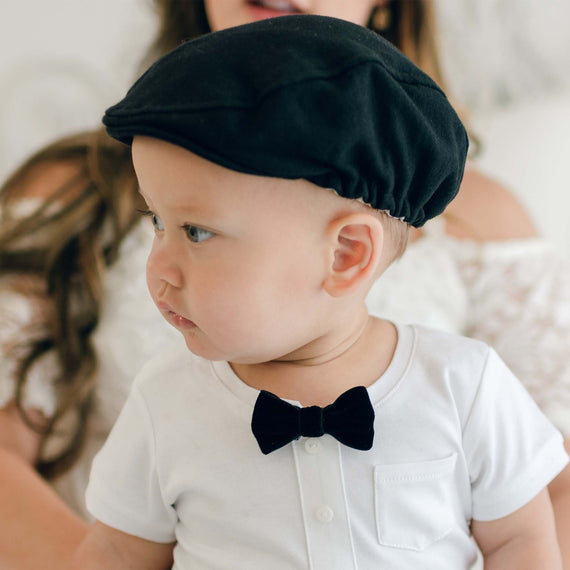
[246,0,302,20]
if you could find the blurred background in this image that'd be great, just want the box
[1,0,569,254]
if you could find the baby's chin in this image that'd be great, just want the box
[181,339,273,366]
[181,330,232,363]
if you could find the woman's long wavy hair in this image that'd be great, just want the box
[0,0,457,479]
[0,130,140,478]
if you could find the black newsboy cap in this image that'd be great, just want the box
[103,15,468,227]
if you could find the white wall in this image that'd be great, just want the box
[434,0,570,256]
[0,0,157,178]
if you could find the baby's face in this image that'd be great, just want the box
[132,136,337,364]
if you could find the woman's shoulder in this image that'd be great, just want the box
[443,167,538,241]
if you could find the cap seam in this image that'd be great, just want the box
[105,58,446,118]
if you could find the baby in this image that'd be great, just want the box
[71,15,567,570]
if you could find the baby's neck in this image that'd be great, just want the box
[231,315,397,407]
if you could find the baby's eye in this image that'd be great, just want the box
[184,225,214,243]
[150,213,164,231]
[138,209,164,231]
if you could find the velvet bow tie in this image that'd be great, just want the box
[251,386,375,455]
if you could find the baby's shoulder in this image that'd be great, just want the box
[406,325,502,412]
[411,324,490,364]
[407,324,494,390]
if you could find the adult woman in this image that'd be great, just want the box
[1,1,569,568]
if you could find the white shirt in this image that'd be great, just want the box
[86,323,568,570]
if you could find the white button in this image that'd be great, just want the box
[304,438,322,454]
[315,506,334,523]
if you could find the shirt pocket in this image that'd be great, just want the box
[374,453,458,551]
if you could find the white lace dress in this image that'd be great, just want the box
[367,220,570,436]
[1,218,570,519]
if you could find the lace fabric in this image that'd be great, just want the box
[368,222,570,436]
[452,238,570,436]
[366,221,469,334]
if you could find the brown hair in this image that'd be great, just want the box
[0,130,140,478]
[368,0,444,86]
[139,0,210,71]
[374,0,478,152]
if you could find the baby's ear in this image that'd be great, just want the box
[323,212,384,297]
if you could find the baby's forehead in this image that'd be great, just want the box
[133,135,338,210]
[106,15,468,229]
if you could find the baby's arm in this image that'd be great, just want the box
[472,488,562,569]
[70,521,174,570]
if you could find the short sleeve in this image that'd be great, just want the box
[85,381,177,543]
[463,349,568,521]
[464,348,568,521]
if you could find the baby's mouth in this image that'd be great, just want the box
[168,309,197,330]
[156,301,197,330]
[246,0,303,15]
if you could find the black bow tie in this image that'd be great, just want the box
[251,386,375,455]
